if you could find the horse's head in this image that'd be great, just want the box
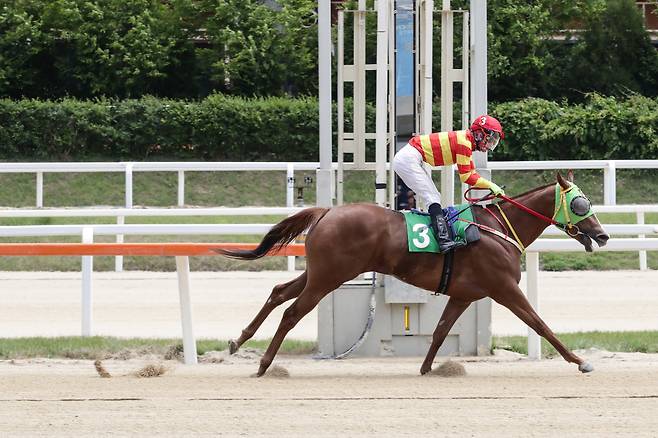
[556,171,609,252]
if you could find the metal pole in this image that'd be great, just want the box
[375,0,389,207]
[36,172,43,208]
[175,256,198,365]
[81,227,94,337]
[470,0,487,172]
[604,161,616,205]
[440,1,455,206]
[317,0,333,208]
[526,251,541,360]
[178,170,185,207]
[286,163,296,271]
[124,163,134,208]
[115,216,124,272]
[638,211,647,270]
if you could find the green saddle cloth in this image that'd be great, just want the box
[402,204,480,253]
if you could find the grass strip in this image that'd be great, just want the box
[493,331,658,357]
[0,336,316,360]
[2,332,657,360]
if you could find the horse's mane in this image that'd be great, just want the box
[495,182,555,205]
[469,181,555,212]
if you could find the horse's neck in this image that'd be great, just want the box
[498,185,555,247]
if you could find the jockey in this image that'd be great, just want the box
[392,115,505,253]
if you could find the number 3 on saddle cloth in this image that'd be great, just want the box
[403,204,480,253]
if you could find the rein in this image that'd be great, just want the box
[462,184,585,252]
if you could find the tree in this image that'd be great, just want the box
[563,0,658,98]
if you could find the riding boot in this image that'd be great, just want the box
[428,203,462,253]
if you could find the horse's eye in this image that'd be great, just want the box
[570,196,591,216]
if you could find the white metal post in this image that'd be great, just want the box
[175,256,198,365]
[115,216,124,272]
[124,163,134,208]
[638,211,647,270]
[526,251,541,359]
[440,1,455,206]
[36,172,43,208]
[317,0,333,208]
[286,163,296,271]
[178,170,185,207]
[603,161,616,205]
[375,0,389,207]
[470,0,488,186]
[81,227,94,337]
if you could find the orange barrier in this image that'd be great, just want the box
[0,242,306,257]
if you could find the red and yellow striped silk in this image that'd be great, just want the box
[408,130,495,190]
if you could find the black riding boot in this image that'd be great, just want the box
[428,203,461,253]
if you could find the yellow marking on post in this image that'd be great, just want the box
[404,305,410,331]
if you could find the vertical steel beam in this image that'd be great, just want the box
[317,0,333,208]
[376,0,390,207]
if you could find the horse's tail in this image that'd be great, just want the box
[217,207,330,260]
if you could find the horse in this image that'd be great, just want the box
[220,171,609,377]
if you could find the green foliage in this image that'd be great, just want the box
[0,0,318,99]
[563,0,658,98]
[0,93,655,161]
[486,0,585,100]
[197,0,318,96]
[492,94,658,161]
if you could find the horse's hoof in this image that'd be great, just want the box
[420,366,431,375]
[578,362,594,373]
[228,340,239,355]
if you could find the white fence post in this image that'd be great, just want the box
[526,252,541,360]
[175,256,198,365]
[286,164,296,272]
[178,170,185,207]
[81,227,94,337]
[124,163,134,208]
[115,216,124,272]
[603,161,616,205]
[638,211,647,271]
[36,172,43,208]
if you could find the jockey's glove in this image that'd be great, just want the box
[490,183,505,197]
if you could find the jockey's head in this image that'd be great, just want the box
[470,115,504,152]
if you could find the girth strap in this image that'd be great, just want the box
[435,249,454,295]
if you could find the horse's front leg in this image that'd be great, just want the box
[494,282,593,373]
[420,296,471,375]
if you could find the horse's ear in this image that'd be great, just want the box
[566,169,575,182]
[556,171,570,189]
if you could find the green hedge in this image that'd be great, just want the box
[0,94,655,161]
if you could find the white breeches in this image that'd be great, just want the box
[392,144,442,206]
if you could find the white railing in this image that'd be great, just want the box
[1,203,654,269]
[1,159,656,208]
[489,159,658,206]
[524,237,658,360]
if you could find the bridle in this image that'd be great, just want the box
[463,184,594,252]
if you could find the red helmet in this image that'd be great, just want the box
[470,115,505,152]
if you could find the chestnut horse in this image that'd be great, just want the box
[220,171,609,376]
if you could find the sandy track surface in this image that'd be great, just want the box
[1,351,658,437]
[1,270,657,339]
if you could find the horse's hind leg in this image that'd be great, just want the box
[420,297,471,375]
[256,279,341,377]
[495,282,593,373]
[229,271,307,354]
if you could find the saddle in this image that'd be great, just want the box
[403,204,480,253]
[402,204,481,295]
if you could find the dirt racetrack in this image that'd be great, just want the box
[2,350,658,437]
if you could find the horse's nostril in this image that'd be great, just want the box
[596,233,609,246]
